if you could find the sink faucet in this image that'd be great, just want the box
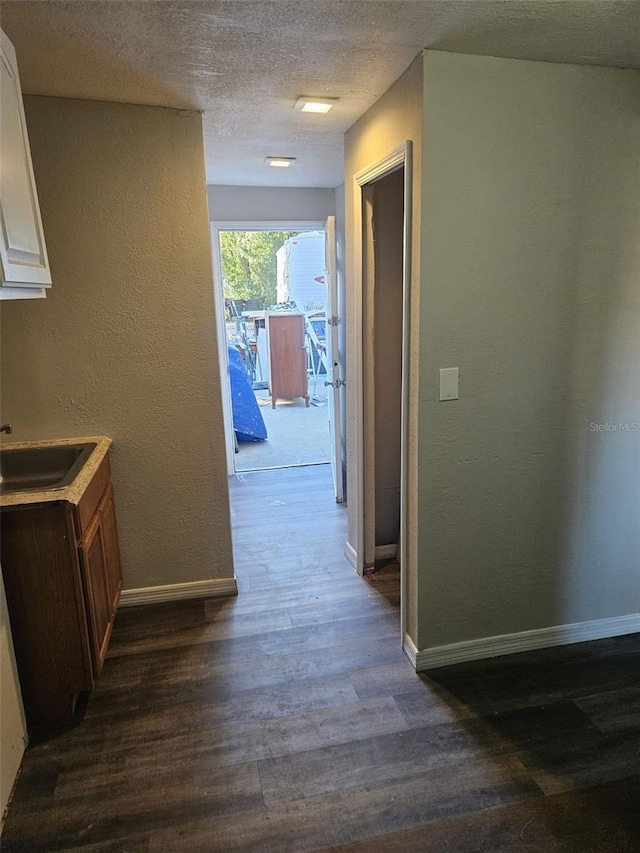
[0,424,12,434]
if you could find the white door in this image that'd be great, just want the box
[325,216,344,503]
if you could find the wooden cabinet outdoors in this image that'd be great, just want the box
[0,453,122,727]
[0,28,51,300]
[267,310,310,407]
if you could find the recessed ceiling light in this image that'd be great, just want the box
[295,96,338,114]
[266,156,296,168]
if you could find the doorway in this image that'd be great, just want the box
[211,221,343,501]
[352,142,413,643]
[366,168,404,562]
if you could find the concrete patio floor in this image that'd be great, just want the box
[234,385,331,471]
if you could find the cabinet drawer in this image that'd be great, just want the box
[74,452,111,538]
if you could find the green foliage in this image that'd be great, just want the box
[219,231,298,307]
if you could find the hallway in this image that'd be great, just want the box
[2,466,638,851]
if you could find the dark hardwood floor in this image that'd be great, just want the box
[2,464,639,851]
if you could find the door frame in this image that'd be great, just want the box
[351,142,413,642]
[211,220,326,475]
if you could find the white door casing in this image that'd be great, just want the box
[361,189,376,569]
[210,223,236,476]
[352,142,413,644]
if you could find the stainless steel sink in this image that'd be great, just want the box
[0,443,97,495]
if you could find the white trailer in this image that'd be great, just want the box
[276,231,325,311]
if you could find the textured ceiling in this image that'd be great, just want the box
[2,1,639,188]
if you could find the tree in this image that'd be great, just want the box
[219,231,298,307]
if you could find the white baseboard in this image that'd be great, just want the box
[402,634,419,668]
[404,613,640,671]
[119,577,238,608]
[375,544,398,561]
[344,542,359,573]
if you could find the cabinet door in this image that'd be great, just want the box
[0,503,94,725]
[0,29,51,291]
[98,483,123,614]
[79,510,112,677]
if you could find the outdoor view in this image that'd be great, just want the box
[220,230,331,472]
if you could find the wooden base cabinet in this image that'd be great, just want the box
[1,453,122,727]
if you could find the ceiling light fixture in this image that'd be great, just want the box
[266,156,296,168]
[295,96,338,114]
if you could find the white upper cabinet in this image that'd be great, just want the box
[0,28,51,299]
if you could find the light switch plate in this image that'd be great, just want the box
[439,367,459,401]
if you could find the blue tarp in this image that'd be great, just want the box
[227,346,267,442]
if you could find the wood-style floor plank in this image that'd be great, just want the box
[3,464,639,852]
[318,777,640,853]
[142,756,539,853]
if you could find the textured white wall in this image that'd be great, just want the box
[418,52,640,648]
[207,185,335,222]
[344,54,423,639]
[0,96,234,590]
[0,568,27,817]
